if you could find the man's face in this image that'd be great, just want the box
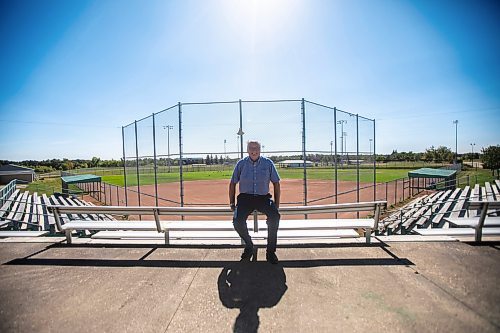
[247,143,261,161]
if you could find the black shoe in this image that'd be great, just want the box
[266,252,279,264]
[241,246,254,260]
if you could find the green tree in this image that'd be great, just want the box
[481,145,500,178]
[435,146,453,163]
[90,157,101,168]
[423,146,436,162]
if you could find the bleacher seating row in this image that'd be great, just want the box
[379,180,500,240]
[0,190,115,237]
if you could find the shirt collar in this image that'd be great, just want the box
[248,156,261,165]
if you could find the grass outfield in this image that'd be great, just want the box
[457,168,496,188]
[102,168,410,187]
[24,178,81,196]
[25,167,496,194]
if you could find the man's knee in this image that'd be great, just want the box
[268,207,280,221]
[232,217,247,230]
[267,212,280,228]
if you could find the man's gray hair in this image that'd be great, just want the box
[247,140,261,149]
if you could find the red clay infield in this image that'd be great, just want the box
[98,179,408,220]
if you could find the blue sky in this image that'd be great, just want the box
[1,0,499,160]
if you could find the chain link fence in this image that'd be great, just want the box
[119,99,378,210]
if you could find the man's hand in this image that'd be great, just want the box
[229,182,236,212]
[273,182,280,210]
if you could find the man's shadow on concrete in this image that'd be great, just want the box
[218,259,287,333]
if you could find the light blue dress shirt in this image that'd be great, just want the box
[230,156,280,195]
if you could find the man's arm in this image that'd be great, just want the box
[229,182,237,211]
[273,182,280,209]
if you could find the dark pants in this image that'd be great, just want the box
[233,193,280,253]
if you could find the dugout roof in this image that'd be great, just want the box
[61,174,101,184]
[408,168,456,179]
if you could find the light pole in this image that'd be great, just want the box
[453,120,458,165]
[337,120,347,167]
[330,140,333,166]
[163,125,173,172]
[343,131,348,165]
[470,143,476,170]
[224,139,227,161]
[262,145,265,156]
[369,138,373,162]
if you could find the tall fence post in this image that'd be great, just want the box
[122,126,128,206]
[334,107,338,218]
[178,102,184,207]
[301,99,308,218]
[152,113,159,206]
[239,99,244,159]
[134,120,141,208]
[356,114,360,218]
[373,119,376,201]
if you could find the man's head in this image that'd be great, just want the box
[247,140,261,161]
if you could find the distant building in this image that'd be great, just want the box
[177,158,204,165]
[277,160,314,168]
[0,164,35,184]
[347,159,367,165]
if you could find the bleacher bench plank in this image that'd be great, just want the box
[0,231,49,237]
[444,217,500,227]
[48,201,386,245]
[61,221,161,231]
[416,228,500,237]
[91,229,360,240]
[449,186,470,219]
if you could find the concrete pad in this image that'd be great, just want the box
[0,241,499,332]
[0,237,65,244]
[0,231,49,237]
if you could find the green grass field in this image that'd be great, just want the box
[23,178,82,196]
[27,167,497,195]
[456,168,496,188]
[101,168,411,187]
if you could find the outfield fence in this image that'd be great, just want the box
[65,173,417,210]
[50,168,484,211]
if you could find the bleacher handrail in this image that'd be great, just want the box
[0,179,17,206]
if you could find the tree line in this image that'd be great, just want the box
[0,157,122,173]
[1,145,498,175]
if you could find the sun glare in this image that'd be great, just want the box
[219,0,302,50]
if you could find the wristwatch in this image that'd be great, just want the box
[230,203,236,209]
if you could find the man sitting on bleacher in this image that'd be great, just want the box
[228,140,281,264]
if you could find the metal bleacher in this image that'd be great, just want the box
[379,180,500,240]
[0,189,115,237]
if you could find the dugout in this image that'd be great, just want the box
[61,174,101,198]
[0,164,35,184]
[408,168,457,195]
